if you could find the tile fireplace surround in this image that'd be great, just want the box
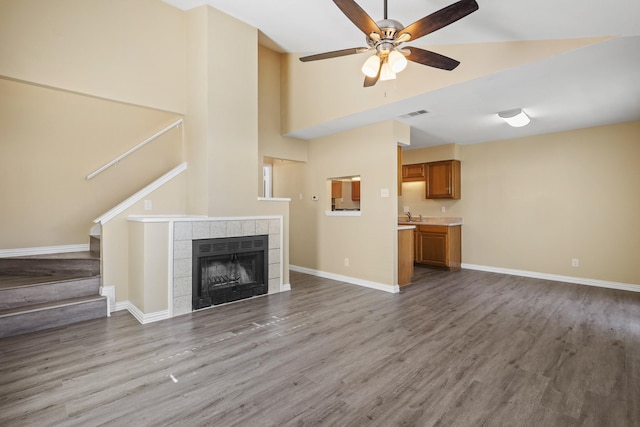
[127,215,284,321]
[173,216,283,316]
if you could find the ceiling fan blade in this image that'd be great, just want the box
[398,0,478,42]
[405,47,460,70]
[299,47,370,62]
[363,67,381,87]
[333,0,381,38]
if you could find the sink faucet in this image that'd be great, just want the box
[406,212,412,222]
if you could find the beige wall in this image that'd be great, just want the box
[0,0,186,113]
[0,0,186,250]
[102,172,188,304]
[128,222,170,313]
[184,7,211,215]
[1,1,295,306]
[184,6,273,216]
[403,143,462,163]
[283,121,407,287]
[183,6,292,286]
[205,8,259,216]
[282,38,608,135]
[399,121,640,285]
[258,46,308,163]
[0,78,182,249]
[128,222,145,310]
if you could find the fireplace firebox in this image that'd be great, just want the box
[192,235,268,310]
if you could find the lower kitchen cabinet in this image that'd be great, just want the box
[415,225,461,270]
[398,228,414,286]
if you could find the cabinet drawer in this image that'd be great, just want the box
[418,225,449,233]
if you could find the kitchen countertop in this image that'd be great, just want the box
[397,216,463,226]
[397,225,416,231]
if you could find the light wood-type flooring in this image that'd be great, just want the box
[1,267,639,426]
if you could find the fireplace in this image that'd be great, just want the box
[192,235,268,310]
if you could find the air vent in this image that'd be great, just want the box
[398,110,429,119]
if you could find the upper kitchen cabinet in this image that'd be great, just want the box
[426,160,460,199]
[351,181,360,201]
[402,164,425,182]
[331,180,342,199]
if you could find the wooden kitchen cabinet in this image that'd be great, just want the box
[426,160,460,199]
[398,228,414,286]
[397,146,403,196]
[351,181,360,201]
[331,180,342,198]
[402,164,425,182]
[415,225,461,270]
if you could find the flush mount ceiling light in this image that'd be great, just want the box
[299,0,479,87]
[498,108,531,127]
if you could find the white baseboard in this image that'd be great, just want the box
[113,300,170,324]
[290,265,399,294]
[0,244,90,258]
[281,283,291,292]
[461,263,640,293]
[100,285,116,314]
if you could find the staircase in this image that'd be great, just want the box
[0,236,108,339]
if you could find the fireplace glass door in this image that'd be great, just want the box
[192,235,268,309]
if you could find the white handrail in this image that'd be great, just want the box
[86,118,183,180]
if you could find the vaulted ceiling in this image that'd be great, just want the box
[164,0,640,148]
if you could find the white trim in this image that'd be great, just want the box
[114,301,130,312]
[167,223,174,319]
[128,214,281,223]
[0,244,89,258]
[325,210,361,217]
[86,118,183,180]
[257,197,292,202]
[93,162,187,225]
[462,263,640,293]
[279,216,284,292]
[262,163,272,198]
[100,285,116,314]
[114,300,171,324]
[281,283,292,292]
[128,215,208,223]
[90,223,101,236]
[290,265,399,294]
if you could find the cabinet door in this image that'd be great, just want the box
[397,146,403,196]
[331,180,342,198]
[402,164,425,182]
[426,160,460,199]
[416,231,448,266]
[351,181,360,201]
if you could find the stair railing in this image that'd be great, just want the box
[86,118,183,180]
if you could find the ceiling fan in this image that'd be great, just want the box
[299,0,479,87]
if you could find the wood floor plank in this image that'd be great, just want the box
[1,267,639,426]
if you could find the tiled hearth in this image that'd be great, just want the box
[171,217,282,316]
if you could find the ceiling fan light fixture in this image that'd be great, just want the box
[380,62,396,81]
[362,54,381,77]
[388,50,407,73]
[498,108,531,127]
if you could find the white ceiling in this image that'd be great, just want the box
[163,0,640,149]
